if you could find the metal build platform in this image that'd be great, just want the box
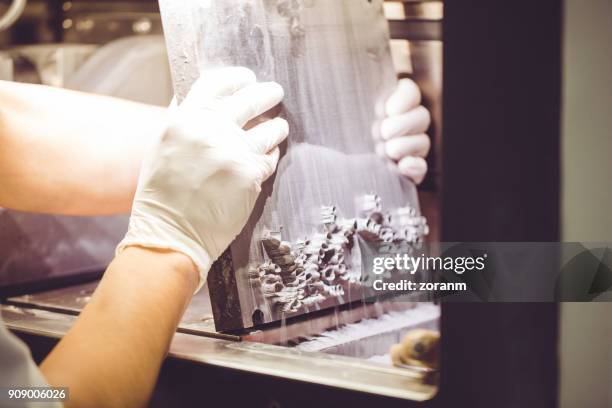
[5,281,439,346]
[3,281,439,402]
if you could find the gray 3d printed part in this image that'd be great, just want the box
[159,0,424,331]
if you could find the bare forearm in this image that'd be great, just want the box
[0,80,167,215]
[40,247,198,408]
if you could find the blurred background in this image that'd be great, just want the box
[561,1,611,407]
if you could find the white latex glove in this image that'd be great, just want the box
[117,67,288,290]
[375,78,431,184]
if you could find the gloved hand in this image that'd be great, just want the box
[375,78,431,184]
[116,67,288,290]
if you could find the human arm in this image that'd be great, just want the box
[39,67,288,407]
[40,247,198,408]
[376,78,432,184]
[0,80,166,215]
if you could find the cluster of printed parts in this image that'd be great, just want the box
[250,195,429,315]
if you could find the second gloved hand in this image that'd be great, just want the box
[375,78,431,184]
[117,67,288,290]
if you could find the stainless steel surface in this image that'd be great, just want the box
[6,282,228,339]
[7,282,97,314]
[2,304,436,401]
[7,282,438,346]
[160,0,424,332]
